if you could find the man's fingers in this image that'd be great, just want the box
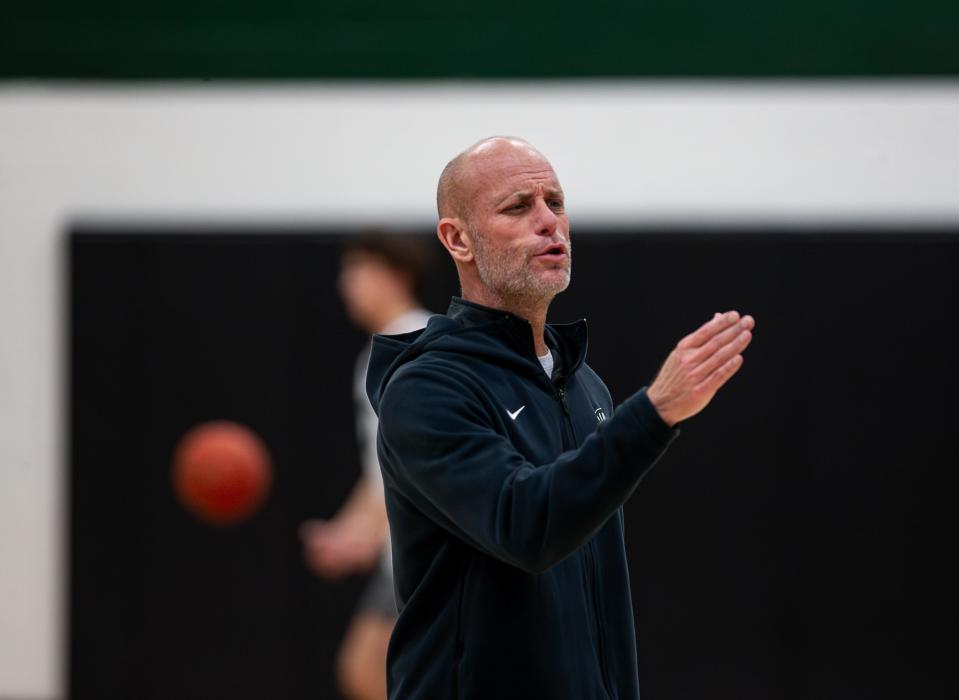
[677,310,741,350]
[691,324,753,372]
[696,331,752,380]
[696,353,744,395]
[686,316,750,364]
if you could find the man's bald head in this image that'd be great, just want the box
[436,136,550,220]
[434,135,570,312]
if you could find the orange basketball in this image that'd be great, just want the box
[172,421,272,525]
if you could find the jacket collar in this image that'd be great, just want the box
[446,297,589,384]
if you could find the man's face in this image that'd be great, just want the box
[466,145,571,303]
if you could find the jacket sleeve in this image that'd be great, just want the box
[377,365,679,574]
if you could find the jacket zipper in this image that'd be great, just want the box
[555,386,575,448]
[555,385,613,699]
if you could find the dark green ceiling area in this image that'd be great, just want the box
[3,0,958,79]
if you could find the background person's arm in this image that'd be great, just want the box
[300,476,390,580]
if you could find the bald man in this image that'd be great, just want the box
[366,137,755,699]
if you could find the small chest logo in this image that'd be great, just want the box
[594,407,607,423]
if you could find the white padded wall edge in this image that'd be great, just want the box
[0,80,957,697]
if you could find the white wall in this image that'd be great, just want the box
[1,81,957,698]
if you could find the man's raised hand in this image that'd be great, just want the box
[646,311,755,427]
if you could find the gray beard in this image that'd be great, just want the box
[470,224,572,305]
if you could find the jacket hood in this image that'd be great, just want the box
[366,297,588,412]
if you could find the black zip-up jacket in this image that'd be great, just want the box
[367,298,680,700]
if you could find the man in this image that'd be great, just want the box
[366,137,755,699]
[300,236,432,700]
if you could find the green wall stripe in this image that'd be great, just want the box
[3,1,958,78]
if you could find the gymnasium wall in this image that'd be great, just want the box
[3,0,957,77]
[67,229,953,699]
[1,3,958,695]
[2,81,956,700]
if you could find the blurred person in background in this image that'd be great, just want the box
[300,235,432,700]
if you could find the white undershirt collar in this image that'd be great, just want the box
[538,350,554,377]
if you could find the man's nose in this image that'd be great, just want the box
[533,198,559,236]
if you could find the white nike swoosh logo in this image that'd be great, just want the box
[507,405,526,420]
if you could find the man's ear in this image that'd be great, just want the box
[436,218,474,263]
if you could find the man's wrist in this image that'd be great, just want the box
[645,387,676,428]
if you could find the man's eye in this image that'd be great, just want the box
[549,200,565,210]
[505,204,527,213]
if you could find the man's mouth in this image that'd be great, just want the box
[534,243,568,259]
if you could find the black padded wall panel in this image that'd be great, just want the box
[70,229,952,699]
